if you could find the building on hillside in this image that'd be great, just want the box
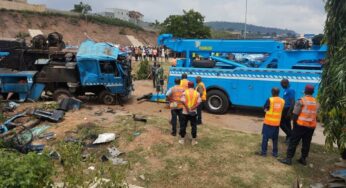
[98,8,144,25]
[0,0,46,12]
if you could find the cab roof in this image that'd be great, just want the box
[77,39,119,61]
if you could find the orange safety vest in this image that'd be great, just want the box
[196,82,207,101]
[180,79,189,90]
[297,96,317,128]
[263,97,285,126]
[184,89,199,111]
[170,85,184,109]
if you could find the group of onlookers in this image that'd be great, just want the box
[127,46,171,62]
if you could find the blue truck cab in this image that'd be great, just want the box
[158,34,326,114]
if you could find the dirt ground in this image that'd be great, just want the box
[0,11,157,46]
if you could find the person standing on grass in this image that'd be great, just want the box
[256,87,285,157]
[180,73,189,90]
[166,78,185,136]
[151,62,158,88]
[280,79,296,144]
[155,64,164,93]
[195,76,206,125]
[179,82,201,145]
[279,85,318,166]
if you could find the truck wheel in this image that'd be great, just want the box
[53,89,72,102]
[99,91,115,105]
[206,90,229,114]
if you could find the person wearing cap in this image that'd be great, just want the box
[279,84,319,165]
[180,73,189,90]
[166,78,185,136]
[255,87,285,157]
[280,79,296,143]
[196,76,207,125]
[179,81,201,145]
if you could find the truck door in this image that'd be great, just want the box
[99,61,123,93]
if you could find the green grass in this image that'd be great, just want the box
[121,119,339,188]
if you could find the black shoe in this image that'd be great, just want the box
[171,132,176,136]
[279,158,292,165]
[255,151,266,157]
[297,158,307,166]
[272,153,279,158]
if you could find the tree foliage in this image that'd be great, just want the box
[160,9,211,38]
[319,0,346,151]
[72,1,92,15]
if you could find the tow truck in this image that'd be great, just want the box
[158,34,326,114]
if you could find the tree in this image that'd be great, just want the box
[72,2,92,15]
[319,0,346,152]
[160,9,211,38]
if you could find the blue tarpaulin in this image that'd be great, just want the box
[0,52,9,57]
[77,40,119,61]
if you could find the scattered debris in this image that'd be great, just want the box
[38,132,56,140]
[310,183,324,188]
[0,111,28,133]
[335,161,346,168]
[139,174,146,181]
[101,147,128,165]
[133,114,147,123]
[58,97,82,111]
[133,131,141,137]
[64,136,79,143]
[2,101,20,112]
[309,163,314,168]
[93,133,116,144]
[88,166,95,171]
[89,178,111,188]
[31,109,65,122]
[106,107,115,114]
[49,151,61,160]
[331,169,346,180]
[94,110,103,116]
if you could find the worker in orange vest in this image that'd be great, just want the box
[179,81,201,145]
[256,87,285,157]
[279,85,318,166]
[166,78,185,136]
[180,73,189,90]
[196,76,207,125]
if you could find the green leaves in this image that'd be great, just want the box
[0,149,54,187]
[160,9,211,39]
[319,0,346,151]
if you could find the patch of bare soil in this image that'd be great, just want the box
[0,11,157,46]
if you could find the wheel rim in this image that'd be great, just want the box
[208,95,223,111]
[103,94,114,105]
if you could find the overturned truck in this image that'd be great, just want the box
[0,38,133,104]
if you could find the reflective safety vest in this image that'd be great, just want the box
[264,97,285,126]
[170,85,185,109]
[180,79,189,90]
[196,82,207,101]
[184,89,199,111]
[297,96,317,128]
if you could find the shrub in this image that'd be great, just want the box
[0,149,54,187]
[15,32,30,39]
[136,60,150,80]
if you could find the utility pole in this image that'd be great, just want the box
[244,0,248,39]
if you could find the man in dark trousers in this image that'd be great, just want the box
[179,82,201,145]
[279,85,318,165]
[280,79,296,143]
[151,62,158,88]
[166,78,185,136]
[196,76,206,125]
[256,87,285,157]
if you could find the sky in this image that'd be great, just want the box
[28,0,326,34]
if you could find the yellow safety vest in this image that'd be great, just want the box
[263,97,285,126]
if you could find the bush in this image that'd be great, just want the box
[119,28,126,35]
[136,60,150,80]
[15,32,30,39]
[0,149,54,187]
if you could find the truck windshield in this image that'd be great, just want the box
[100,61,119,76]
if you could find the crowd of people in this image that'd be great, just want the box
[125,46,172,62]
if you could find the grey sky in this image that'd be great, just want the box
[28,0,326,34]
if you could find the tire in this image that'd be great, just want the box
[53,88,72,103]
[192,60,216,68]
[205,90,229,114]
[99,90,116,105]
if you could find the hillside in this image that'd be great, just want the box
[205,21,296,35]
[0,10,158,46]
